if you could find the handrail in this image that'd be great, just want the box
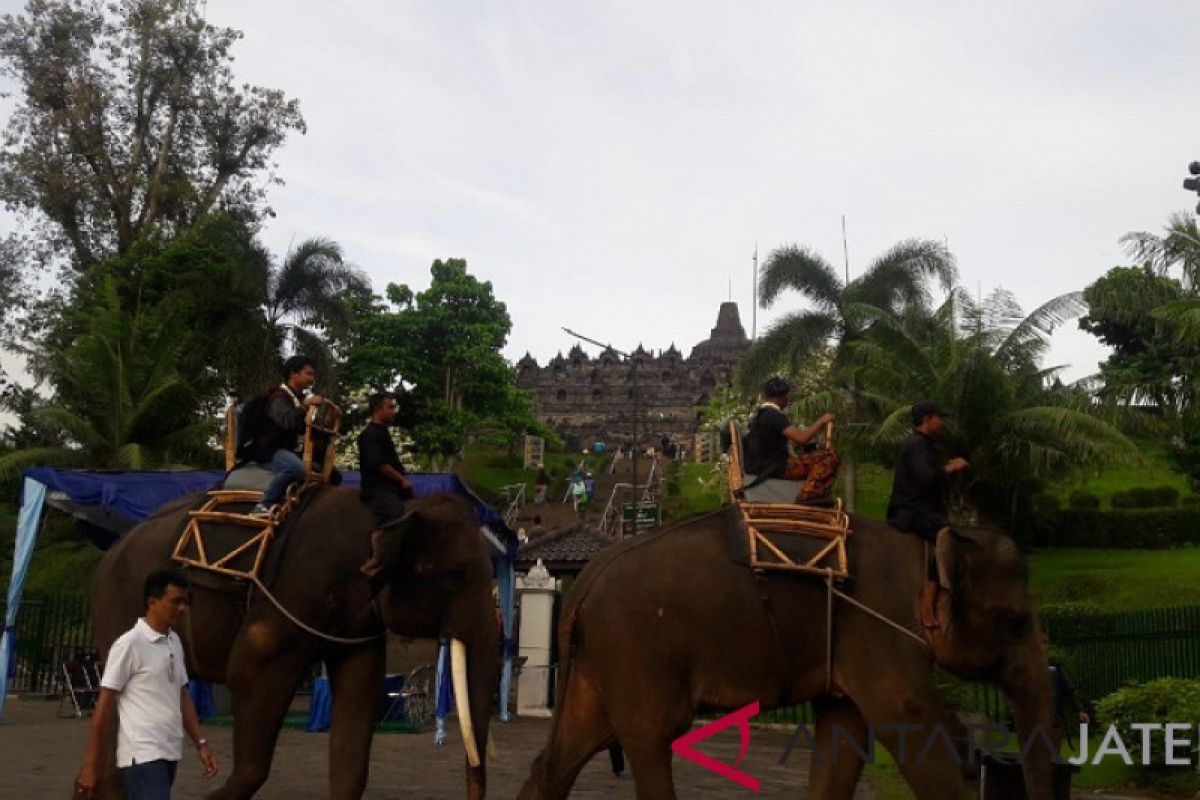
[598,482,633,536]
[499,483,526,527]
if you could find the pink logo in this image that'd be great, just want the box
[671,701,762,792]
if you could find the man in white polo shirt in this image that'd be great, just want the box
[76,569,218,799]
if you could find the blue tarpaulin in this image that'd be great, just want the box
[2,468,518,728]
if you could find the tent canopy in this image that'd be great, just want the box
[2,468,518,726]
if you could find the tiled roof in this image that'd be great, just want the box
[517,523,618,567]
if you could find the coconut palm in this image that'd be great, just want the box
[847,289,1134,527]
[739,238,957,510]
[0,282,214,477]
[239,236,370,396]
[1121,212,1200,289]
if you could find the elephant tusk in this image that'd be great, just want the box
[451,638,481,768]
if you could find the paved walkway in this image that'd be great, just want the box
[0,696,876,798]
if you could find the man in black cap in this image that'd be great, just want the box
[887,400,969,626]
[743,376,838,503]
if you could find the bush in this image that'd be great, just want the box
[1183,494,1200,508]
[1127,487,1160,508]
[1111,490,1136,509]
[1031,494,1061,514]
[1038,508,1200,548]
[1095,679,1200,770]
[1067,490,1101,511]
[1151,486,1180,507]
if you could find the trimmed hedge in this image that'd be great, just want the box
[1111,485,1184,509]
[1037,508,1200,548]
[1067,489,1101,511]
[1031,494,1061,514]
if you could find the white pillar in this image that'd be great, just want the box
[516,559,557,718]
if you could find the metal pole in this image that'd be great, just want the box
[752,243,758,341]
[631,357,639,529]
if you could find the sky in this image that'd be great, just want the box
[3,0,1199,386]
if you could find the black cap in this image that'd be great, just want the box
[912,401,950,427]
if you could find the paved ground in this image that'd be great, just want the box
[0,696,876,798]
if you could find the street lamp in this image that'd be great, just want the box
[561,327,642,526]
[1183,161,1200,215]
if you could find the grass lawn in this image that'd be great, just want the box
[1027,546,1200,612]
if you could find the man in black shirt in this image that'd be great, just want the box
[743,377,838,502]
[358,392,414,576]
[886,401,969,540]
[887,400,969,626]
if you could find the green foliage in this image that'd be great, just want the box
[1183,494,1200,507]
[849,288,1134,528]
[342,259,539,461]
[1036,509,1200,548]
[1095,679,1200,770]
[0,0,305,272]
[1068,490,1101,511]
[0,280,215,477]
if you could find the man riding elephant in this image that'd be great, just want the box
[743,376,838,503]
[248,355,335,518]
[358,391,415,576]
[886,400,970,628]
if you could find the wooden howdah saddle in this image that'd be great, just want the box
[726,418,851,582]
[172,402,341,582]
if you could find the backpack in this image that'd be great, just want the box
[233,391,272,463]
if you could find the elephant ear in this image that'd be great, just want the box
[936,526,985,596]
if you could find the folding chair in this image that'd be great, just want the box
[59,661,99,718]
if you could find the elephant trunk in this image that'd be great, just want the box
[1001,640,1060,800]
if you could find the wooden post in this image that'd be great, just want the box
[224,406,237,472]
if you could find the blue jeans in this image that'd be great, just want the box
[261,449,305,505]
[121,759,177,800]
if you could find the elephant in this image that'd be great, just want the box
[90,488,499,799]
[519,509,1059,799]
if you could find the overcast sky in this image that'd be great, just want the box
[4,0,1199,386]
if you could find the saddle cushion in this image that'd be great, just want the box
[741,473,802,504]
[222,463,274,494]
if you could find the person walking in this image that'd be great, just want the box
[76,570,218,799]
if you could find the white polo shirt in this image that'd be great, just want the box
[100,618,189,767]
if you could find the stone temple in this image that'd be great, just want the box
[516,302,750,448]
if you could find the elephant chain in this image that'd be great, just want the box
[250,576,384,645]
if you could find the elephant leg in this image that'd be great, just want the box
[325,641,385,799]
[622,739,677,800]
[517,666,613,800]
[207,628,315,800]
[849,678,967,800]
[808,697,869,800]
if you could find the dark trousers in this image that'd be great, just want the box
[121,759,177,800]
[364,491,408,525]
[888,508,950,544]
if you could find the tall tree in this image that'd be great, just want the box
[740,239,957,510]
[342,259,541,464]
[0,0,305,272]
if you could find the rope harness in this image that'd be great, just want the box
[249,574,384,646]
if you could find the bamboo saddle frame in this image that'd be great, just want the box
[172,402,341,581]
[727,418,851,581]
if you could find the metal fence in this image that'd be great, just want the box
[2,593,95,696]
[1045,605,1200,703]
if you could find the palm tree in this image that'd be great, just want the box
[1121,212,1200,289]
[739,238,957,510]
[848,289,1134,528]
[0,282,214,477]
[239,237,370,397]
